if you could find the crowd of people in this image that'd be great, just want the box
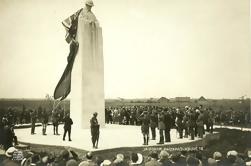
[105,105,249,127]
[0,106,66,126]
[0,104,250,165]
[1,146,251,166]
[0,106,68,152]
[105,105,219,145]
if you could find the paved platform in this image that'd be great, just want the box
[15,124,205,151]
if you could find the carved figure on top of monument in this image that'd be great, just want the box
[80,0,98,24]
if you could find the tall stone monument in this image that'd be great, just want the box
[70,2,105,129]
[54,0,105,129]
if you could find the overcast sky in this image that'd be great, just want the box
[0,0,250,99]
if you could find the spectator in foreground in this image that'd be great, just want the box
[158,150,172,166]
[113,153,128,166]
[208,158,217,166]
[213,151,223,165]
[145,151,161,166]
[79,151,97,166]
[66,159,78,166]
[222,150,238,166]
[130,153,143,166]
[57,149,70,166]
[186,155,200,166]
[1,147,19,166]
[101,160,112,166]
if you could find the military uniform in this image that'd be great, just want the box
[30,110,36,135]
[63,115,73,141]
[52,110,60,135]
[158,112,165,144]
[90,114,100,148]
[196,113,204,138]
[41,110,49,135]
[150,111,158,140]
[164,111,172,142]
[188,110,196,140]
[176,111,184,139]
[139,112,150,145]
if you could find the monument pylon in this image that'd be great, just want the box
[54,0,105,129]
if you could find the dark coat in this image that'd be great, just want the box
[158,114,166,130]
[150,113,158,128]
[164,112,173,129]
[63,117,73,129]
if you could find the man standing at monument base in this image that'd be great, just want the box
[54,0,105,129]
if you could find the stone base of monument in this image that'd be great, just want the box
[15,124,219,156]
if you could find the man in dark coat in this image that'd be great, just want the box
[196,111,204,138]
[2,120,15,151]
[90,112,100,149]
[188,109,196,140]
[157,111,165,144]
[149,110,158,140]
[63,113,73,141]
[41,109,49,135]
[30,109,37,135]
[164,109,172,142]
[52,109,60,135]
[175,109,184,139]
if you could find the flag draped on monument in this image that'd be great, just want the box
[53,9,83,101]
[54,6,105,128]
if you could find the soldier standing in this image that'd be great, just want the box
[41,109,49,135]
[150,110,158,140]
[30,109,36,135]
[157,110,165,144]
[175,109,184,139]
[139,111,150,145]
[52,110,60,135]
[164,109,172,142]
[188,109,196,140]
[90,112,100,148]
[196,111,204,138]
[63,113,73,141]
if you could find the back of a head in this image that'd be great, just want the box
[86,151,93,160]
[159,150,169,160]
[131,153,138,163]
[213,151,222,160]
[66,159,78,166]
[61,149,70,160]
[150,151,158,160]
[186,156,200,166]
[208,158,217,166]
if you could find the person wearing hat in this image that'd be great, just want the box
[149,110,158,140]
[90,112,100,149]
[145,151,161,166]
[213,151,223,165]
[1,147,19,166]
[101,160,112,166]
[221,150,239,166]
[66,159,78,166]
[138,111,150,145]
[158,150,172,166]
[79,152,97,166]
[186,156,200,166]
[157,110,165,144]
[57,149,70,166]
[164,109,172,142]
[196,111,204,138]
[30,109,37,135]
